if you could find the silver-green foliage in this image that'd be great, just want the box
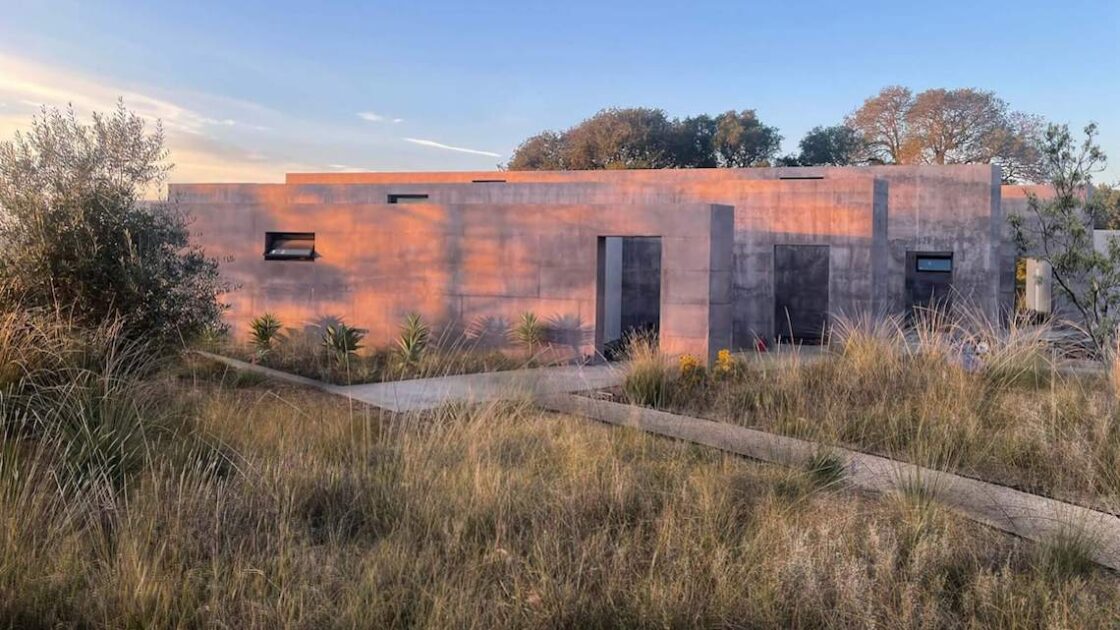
[0,102,230,349]
[1009,123,1118,357]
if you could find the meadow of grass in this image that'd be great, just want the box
[3,309,1120,627]
[622,310,1120,514]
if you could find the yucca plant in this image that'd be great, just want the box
[512,312,547,355]
[322,323,365,365]
[395,313,430,365]
[249,313,283,357]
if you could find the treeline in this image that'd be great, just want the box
[506,86,1049,184]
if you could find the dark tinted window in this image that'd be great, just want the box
[916,255,952,272]
[388,194,429,204]
[264,232,315,261]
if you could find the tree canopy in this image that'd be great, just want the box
[506,107,781,170]
[508,88,1049,182]
[844,86,1046,183]
[789,125,867,166]
[0,102,229,348]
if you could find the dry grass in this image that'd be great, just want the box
[638,309,1120,513]
[4,308,1120,627]
[621,332,675,407]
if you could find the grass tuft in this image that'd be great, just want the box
[620,332,674,407]
[1036,527,1098,582]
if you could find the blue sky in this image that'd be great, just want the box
[0,0,1117,182]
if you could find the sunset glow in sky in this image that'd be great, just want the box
[1,0,1117,183]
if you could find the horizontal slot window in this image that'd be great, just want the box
[916,255,952,273]
[388,193,429,204]
[265,232,315,261]
[471,179,507,183]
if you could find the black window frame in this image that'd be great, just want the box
[915,254,953,273]
[264,231,316,261]
[387,193,429,204]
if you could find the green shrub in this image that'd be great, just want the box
[512,312,547,355]
[395,313,430,365]
[805,449,846,488]
[0,103,229,349]
[248,313,284,357]
[322,324,366,366]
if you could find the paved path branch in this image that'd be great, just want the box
[540,393,1120,572]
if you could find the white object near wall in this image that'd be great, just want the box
[1024,258,1052,314]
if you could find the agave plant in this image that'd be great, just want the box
[396,313,430,365]
[513,312,547,355]
[249,313,283,356]
[322,323,366,365]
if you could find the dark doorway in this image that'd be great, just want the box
[620,237,661,335]
[596,236,662,358]
[906,251,954,315]
[774,244,830,343]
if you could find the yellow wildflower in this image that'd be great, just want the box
[716,349,734,374]
[678,353,700,375]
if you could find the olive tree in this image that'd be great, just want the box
[1008,123,1118,357]
[0,101,229,349]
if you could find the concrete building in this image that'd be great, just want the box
[174,164,1025,363]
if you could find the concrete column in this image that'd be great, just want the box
[602,237,623,342]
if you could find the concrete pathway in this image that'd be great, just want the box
[338,364,621,411]
[193,351,622,412]
[540,393,1120,572]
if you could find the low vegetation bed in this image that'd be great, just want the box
[215,311,562,385]
[618,315,1120,514]
[222,335,522,385]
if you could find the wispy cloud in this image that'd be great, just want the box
[403,137,500,157]
[358,111,403,124]
[0,53,295,183]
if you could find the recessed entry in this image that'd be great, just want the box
[774,244,830,343]
[906,251,954,313]
[597,236,662,358]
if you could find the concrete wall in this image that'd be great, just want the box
[177,182,733,362]
[272,165,999,338]
[175,164,1001,353]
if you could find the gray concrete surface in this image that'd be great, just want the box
[540,393,1120,572]
[194,351,622,412]
[176,164,1004,356]
[339,364,622,412]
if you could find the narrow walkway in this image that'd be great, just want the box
[340,364,621,411]
[539,393,1120,572]
[194,351,622,412]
